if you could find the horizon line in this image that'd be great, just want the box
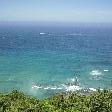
[0,21,112,27]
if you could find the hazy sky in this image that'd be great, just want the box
[0,0,112,23]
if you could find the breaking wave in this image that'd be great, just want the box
[30,77,103,94]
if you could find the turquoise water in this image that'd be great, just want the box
[0,25,112,98]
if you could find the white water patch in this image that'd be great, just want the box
[30,75,105,95]
[57,87,63,90]
[30,83,104,96]
[31,76,82,92]
[43,86,63,90]
[90,70,103,80]
[50,87,58,90]
[31,84,63,90]
[31,83,82,92]
[89,88,97,91]
[39,32,46,35]
[90,70,102,76]
[31,85,42,89]
[88,88,104,92]
[104,69,109,72]
[67,77,80,86]
[43,87,50,90]
[71,78,76,82]
[64,85,82,92]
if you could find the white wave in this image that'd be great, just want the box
[90,70,102,76]
[31,84,104,94]
[57,87,63,90]
[88,88,104,92]
[61,83,81,92]
[104,69,109,72]
[65,85,82,92]
[32,84,63,90]
[71,77,79,82]
[43,86,63,90]
[43,87,50,90]
[50,87,57,90]
[39,32,46,35]
[100,88,103,91]
[71,78,76,82]
[90,70,103,80]
[31,85,42,89]
[89,88,96,91]
[31,83,81,92]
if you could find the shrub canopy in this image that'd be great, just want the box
[0,90,112,112]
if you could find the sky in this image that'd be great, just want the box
[0,0,112,23]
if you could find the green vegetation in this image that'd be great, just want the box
[0,90,112,112]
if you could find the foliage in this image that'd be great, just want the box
[0,90,112,112]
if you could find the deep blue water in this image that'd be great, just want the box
[0,25,112,98]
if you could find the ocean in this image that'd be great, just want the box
[0,24,112,99]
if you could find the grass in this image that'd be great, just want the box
[0,90,112,112]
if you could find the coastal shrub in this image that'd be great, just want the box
[0,90,112,112]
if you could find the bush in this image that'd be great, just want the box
[0,90,112,112]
